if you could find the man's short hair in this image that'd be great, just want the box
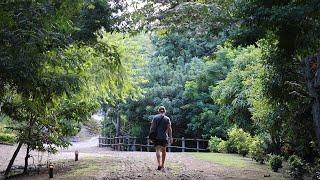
[158,106,166,113]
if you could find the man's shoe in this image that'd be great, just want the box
[157,166,162,170]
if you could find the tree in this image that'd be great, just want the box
[123,0,230,40]
[212,46,262,133]
[0,1,124,176]
[100,32,149,137]
[231,0,320,154]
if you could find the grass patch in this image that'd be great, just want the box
[187,152,253,168]
[59,158,101,179]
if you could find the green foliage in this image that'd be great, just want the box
[311,158,320,179]
[73,0,120,42]
[212,45,262,133]
[125,1,230,41]
[0,1,125,155]
[121,0,320,157]
[225,127,250,156]
[269,154,282,172]
[209,136,222,152]
[184,46,234,139]
[232,0,320,157]
[218,140,227,153]
[0,133,16,144]
[249,135,266,164]
[2,0,320,176]
[118,32,224,138]
[288,155,307,179]
[100,33,150,137]
[101,116,115,136]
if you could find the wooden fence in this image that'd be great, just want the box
[98,136,209,152]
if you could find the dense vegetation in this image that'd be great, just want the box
[102,0,320,178]
[1,0,320,178]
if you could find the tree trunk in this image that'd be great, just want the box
[115,110,121,137]
[312,98,320,146]
[304,53,320,147]
[23,144,30,173]
[4,142,23,177]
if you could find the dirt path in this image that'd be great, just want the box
[1,140,289,180]
[0,114,289,179]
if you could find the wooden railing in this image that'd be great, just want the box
[98,136,209,152]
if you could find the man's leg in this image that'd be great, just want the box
[155,146,161,168]
[161,146,166,168]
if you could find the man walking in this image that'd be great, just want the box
[149,106,173,170]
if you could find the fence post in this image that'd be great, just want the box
[75,151,79,161]
[119,137,122,151]
[147,138,150,152]
[140,138,143,152]
[49,163,54,178]
[101,137,103,146]
[122,136,125,151]
[122,136,124,151]
[127,136,131,151]
[107,137,109,146]
[182,137,185,152]
[133,137,136,151]
[196,140,199,152]
[98,136,101,147]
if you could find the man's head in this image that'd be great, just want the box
[158,106,166,114]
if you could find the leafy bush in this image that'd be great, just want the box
[0,133,16,144]
[269,154,282,172]
[226,127,250,155]
[249,136,265,164]
[209,136,222,152]
[0,124,11,134]
[218,140,227,153]
[225,140,237,153]
[311,158,320,180]
[237,140,250,157]
[288,155,307,179]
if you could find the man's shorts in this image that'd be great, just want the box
[153,139,168,147]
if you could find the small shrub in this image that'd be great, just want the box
[288,155,307,179]
[269,154,282,172]
[226,127,250,155]
[0,133,16,144]
[249,136,265,164]
[209,136,222,152]
[225,140,237,153]
[237,140,250,157]
[218,140,227,153]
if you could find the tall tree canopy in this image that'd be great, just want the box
[0,0,132,175]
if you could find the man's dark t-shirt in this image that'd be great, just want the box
[151,114,171,140]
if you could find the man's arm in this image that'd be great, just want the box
[167,119,173,144]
